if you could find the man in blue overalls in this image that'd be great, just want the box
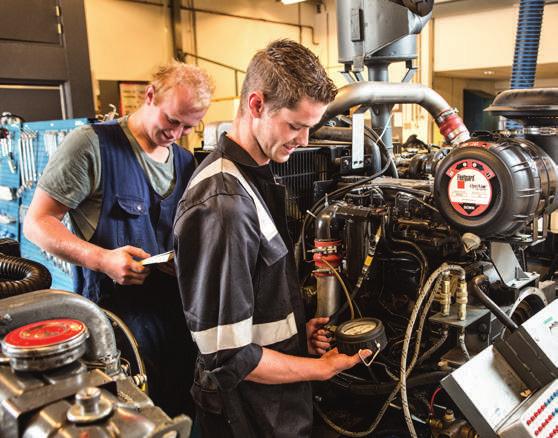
[24,61,214,417]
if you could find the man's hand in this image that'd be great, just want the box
[156,260,176,277]
[306,317,332,355]
[100,245,151,285]
[317,347,372,380]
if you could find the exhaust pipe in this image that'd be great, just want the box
[321,81,470,145]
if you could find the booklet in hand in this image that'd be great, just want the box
[140,250,175,266]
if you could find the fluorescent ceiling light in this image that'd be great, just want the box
[281,0,306,4]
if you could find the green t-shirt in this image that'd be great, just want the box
[38,117,176,241]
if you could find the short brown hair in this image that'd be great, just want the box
[151,61,214,110]
[240,39,337,113]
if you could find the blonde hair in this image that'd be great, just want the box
[151,61,215,110]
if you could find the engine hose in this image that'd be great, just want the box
[318,266,446,438]
[363,124,398,178]
[471,275,519,332]
[329,370,449,396]
[507,0,545,129]
[384,215,428,286]
[0,253,52,297]
[297,158,392,266]
[381,215,427,287]
[417,329,448,365]
[400,264,465,438]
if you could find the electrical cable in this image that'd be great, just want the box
[417,329,448,366]
[394,191,440,214]
[381,214,427,288]
[429,387,442,416]
[329,370,449,396]
[328,226,382,323]
[384,213,429,287]
[338,114,398,178]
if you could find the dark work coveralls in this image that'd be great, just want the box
[72,121,196,417]
[174,135,313,437]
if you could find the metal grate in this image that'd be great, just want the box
[271,148,329,238]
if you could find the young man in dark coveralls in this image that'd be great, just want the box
[24,62,214,417]
[174,40,372,437]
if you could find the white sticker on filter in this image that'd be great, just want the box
[447,160,494,217]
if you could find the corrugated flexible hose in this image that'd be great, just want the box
[0,253,52,297]
[507,0,545,129]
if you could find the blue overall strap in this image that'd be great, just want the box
[73,121,194,302]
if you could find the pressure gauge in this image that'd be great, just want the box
[335,317,387,357]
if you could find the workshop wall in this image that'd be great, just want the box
[434,3,558,73]
[82,0,558,146]
[83,0,424,143]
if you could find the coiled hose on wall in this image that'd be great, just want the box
[0,253,52,298]
[507,0,545,129]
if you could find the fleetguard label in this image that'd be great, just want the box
[446,159,494,216]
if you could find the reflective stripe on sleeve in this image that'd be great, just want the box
[191,312,298,355]
[188,158,278,242]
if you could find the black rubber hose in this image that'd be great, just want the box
[471,274,518,332]
[0,254,52,297]
[330,370,449,396]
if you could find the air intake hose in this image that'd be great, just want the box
[0,254,52,297]
[507,0,545,128]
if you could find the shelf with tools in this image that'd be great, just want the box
[0,123,21,242]
[0,118,92,291]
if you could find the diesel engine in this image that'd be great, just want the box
[0,251,192,438]
[285,87,558,438]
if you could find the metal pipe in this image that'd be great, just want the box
[367,65,393,151]
[313,204,344,318]
[0,289,120,375]
[456,277,468,321]
[315,204,341,240]
[321,82,470,145]
[315,276,342,318]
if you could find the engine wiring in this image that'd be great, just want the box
[429,386,443,416]
[315,264,457,437]
[298,111,399,266]
[399,264,465,438]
